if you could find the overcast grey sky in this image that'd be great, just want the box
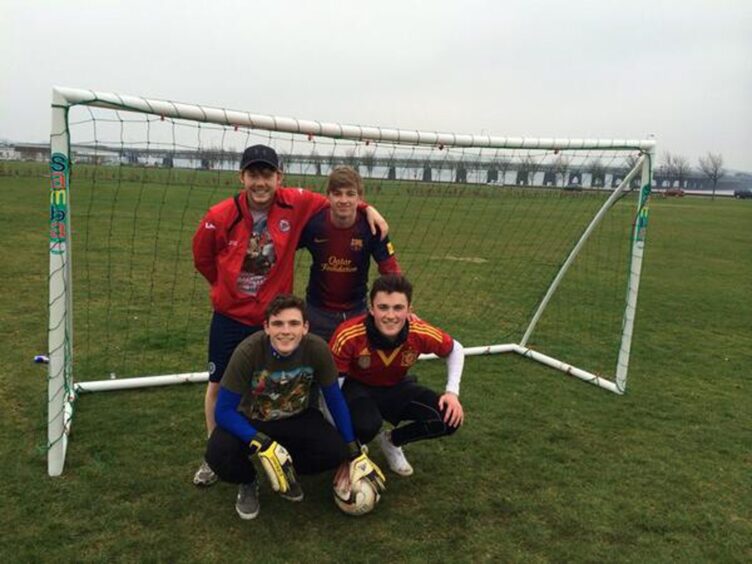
[2,0,751,170]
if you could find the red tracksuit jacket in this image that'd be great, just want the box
[192,187,327,326]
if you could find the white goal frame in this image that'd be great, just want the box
[48,86,655,476]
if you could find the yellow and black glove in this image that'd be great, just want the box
[346,441,386,493]
[249,432,300,494]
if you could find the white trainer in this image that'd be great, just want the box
[193,459,218,487]
[376,430,414,476]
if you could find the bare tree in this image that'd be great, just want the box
[553,154,570,187]
[496,155,511,186]
[621,153,642,188]
[588,159,606,187]
[198,143,223,170]
[625,153,641,170]
[672,155,692,188]
[661,152,691,189]
[361,150,376,175]
[698,152,725,200]
[660,152,675,187]
[516,155,538,186]
[524,154,542,186]
[344,147,359,168]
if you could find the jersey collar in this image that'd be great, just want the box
[365,314,409,350]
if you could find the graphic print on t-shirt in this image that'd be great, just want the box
[249,365,314,420]
[237,213,275,295]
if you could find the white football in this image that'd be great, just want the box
[333,478,380,516]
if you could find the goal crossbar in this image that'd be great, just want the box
[53,86,656,152]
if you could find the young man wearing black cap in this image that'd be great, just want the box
[191,145,387,486]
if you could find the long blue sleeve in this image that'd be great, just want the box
[215,387,258,444]
[321,381,356,443]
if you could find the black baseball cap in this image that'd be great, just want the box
[239,144,280,171]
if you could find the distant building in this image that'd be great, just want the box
[0,143,19,160]
[12,143,48,162]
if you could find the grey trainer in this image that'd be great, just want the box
[236,481,260,520]
[193,459,218,487]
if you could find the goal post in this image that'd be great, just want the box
[48,90,75,476]
[47,86,655,475]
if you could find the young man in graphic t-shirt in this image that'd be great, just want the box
[206,294,384,519]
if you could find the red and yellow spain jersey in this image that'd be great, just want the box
[330,314,453,387]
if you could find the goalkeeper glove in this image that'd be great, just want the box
[346,441,386,493]
[249,432,300,495]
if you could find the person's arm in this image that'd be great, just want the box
[377,255,401,275]
[215,342,260,443]
[296,186,389,238]
[192,212,219,285]
[444,339,464,396]
[215,387,259,443]
[297,215,312,250]
[363,205,389,239]
[438,339,464,427]
[324,376,386,495]
[372,232,401,274]
[311,336,357,446]
[295,189,329,223]
[217,388,300,495]
[321,381,356,444]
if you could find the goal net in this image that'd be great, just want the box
[48,87,654,475]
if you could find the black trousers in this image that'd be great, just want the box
[205,409,350,484]
[341,378,459,447]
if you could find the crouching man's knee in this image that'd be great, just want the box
[425,417,459,439]
[349,399,383,444]
[205,427,257,484]
[443,421,459,437]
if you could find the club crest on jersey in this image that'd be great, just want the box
[278,219,290,232]
[357,353,371,369]
[350,238,363,251]
[401,348,418,367]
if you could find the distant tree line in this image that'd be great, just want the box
[661,151,725,199]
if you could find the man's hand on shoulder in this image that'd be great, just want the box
[365,206,389,239]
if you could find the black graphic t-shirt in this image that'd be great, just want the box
[220,331,338,421]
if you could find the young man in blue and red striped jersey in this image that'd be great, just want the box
[298,166,401,343]
[192,147,388,487]
[330,274,465,476]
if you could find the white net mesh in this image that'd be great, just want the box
[57,103,646,387]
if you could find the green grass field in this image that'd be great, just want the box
[1,164,750,562]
